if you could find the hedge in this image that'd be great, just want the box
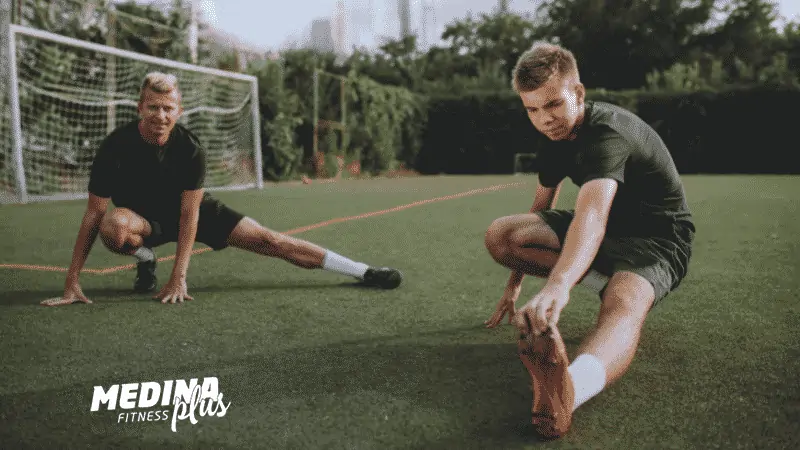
[414,85,800,175]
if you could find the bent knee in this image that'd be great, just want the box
[484,214,558,252]
[100,209,142,251]
[484,218,507,251]
[101,209,134,233]
[601,272,655,319]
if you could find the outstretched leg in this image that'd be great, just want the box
[569,271,655,410]
[518,270,656,440]
[225,217,402,289]
[99,208,158,292]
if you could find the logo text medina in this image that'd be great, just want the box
[90,377,231,432]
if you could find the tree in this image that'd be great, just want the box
[439,11,538,82]
[535,0,717,90]
[692,0,782,80]
[112,0,191,61]
[782,21,800,74]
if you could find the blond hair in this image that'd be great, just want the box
[139,72,181,102]
[511,41,580,93]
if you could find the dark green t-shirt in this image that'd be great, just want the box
[536,101,694,238]
[88,120,208,221]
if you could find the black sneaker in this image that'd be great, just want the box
[361,267,403,289]
[134,254,157,293]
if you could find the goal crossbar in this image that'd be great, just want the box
[9,24,258,82]
[5,24,264,204]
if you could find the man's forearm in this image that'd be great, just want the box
[506,270,525,290]
[67,211,104,280]
[171,211,199,279]
[546,216,604,289]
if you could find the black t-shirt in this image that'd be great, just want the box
[537,101,694,238]
[88,120,208,221]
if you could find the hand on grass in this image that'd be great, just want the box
[155,276,193,304]
[485,284,522,328]
[514,282,570,335]
[41,279,92,306]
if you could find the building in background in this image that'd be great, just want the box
[281,0,544,55]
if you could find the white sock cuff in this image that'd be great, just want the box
[133,247,155,262]
[568,353,607,411]
[569,354,606,384]
[322,251,369,278]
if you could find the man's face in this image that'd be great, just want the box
[137,88,183,140]
[519,75,585,141]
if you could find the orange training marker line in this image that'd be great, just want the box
[0,182,526,275]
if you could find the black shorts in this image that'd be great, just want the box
[141,197,245,251]
[533,209,694,305]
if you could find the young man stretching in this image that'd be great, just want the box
[483,42,695,439]
[43,72,402,306]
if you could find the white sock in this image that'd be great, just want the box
[322,251,369,278]
[133,247,155,263]
[579,269,609,294]
[568,353,607,411]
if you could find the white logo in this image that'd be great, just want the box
[90,377,231,432]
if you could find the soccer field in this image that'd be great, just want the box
[1,174,798,449]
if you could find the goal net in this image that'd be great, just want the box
[311,69,357,180]
[1,25,263,204]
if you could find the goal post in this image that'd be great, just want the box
[311,68,350,179]
[2,24,263,204]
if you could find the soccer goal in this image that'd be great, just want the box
[1,24,263,204]
[513,152,539,175]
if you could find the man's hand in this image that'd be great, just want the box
[514,282,571,335]
[485,284,523,328]
[42,278,92,306]
[154,276,193,304]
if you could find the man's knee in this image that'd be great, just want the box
[484,217,509,257]
[100,210,130,250]
[229,217,285,255]
[484,214,559,262]
[100,208,145,253]
[600,271,655,321]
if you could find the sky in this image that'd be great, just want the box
[136,0,800,52]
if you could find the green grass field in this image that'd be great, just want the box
[1,175,798,449]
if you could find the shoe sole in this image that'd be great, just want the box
[517,328,574,439]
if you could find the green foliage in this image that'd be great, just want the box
[646,61,715,92]
[112,0,192,61]
[343,72,425,174]
[533,0,719,90]
[646,53,799,92]
[416,90,542,174]
[418,60,510,95]
[246,59,304,181]
[11,0,800,182]
[417,85,800,175]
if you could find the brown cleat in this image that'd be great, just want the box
[517,325,575,440]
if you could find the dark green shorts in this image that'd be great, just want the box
[532,209,694,305]
[142,197,245,251]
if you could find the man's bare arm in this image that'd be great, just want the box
[547,178,617,289]
[170,189,204,281]
[530,181,562,212]
[66,194,109,282]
